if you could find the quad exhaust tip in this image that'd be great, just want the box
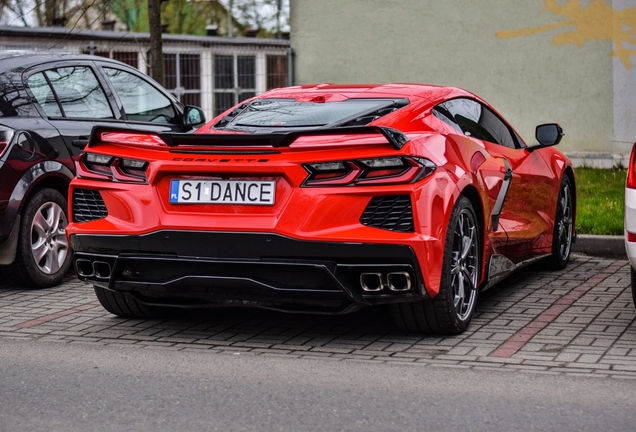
[360,273,384,292]
[360,271,412,292]
[75,259,112,280]
[387,272,411,292]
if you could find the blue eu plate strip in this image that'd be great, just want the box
[169,180,179,203]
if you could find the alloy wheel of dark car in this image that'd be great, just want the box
[391,196,480,334]
[545,175,574,270]
[4,188,72,288]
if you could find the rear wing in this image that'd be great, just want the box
[88,126,410,150]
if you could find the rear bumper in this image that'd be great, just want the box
[70,231,427,313]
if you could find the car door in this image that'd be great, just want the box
[25,61,124,160]
[24,60,198,163]
[436,98,554,261]
[95,62,196,134]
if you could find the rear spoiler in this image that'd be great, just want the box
[88,126,410,150]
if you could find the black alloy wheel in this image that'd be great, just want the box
[390,196,481,334]
[545,175,574,270]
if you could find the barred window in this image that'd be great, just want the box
[213,54,256,117]
[164,53,202,108]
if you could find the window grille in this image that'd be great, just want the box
[213,54,256,117]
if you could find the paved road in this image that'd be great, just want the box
[1,254,634,376]
[2,338,635,432]
[1,254,635,430]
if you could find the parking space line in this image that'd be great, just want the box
[489,261,627,358]
[14,301,101,329]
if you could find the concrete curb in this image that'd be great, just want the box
[572,234,626,258]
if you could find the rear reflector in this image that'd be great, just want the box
[628,232,636,243]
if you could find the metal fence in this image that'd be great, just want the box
[89,46,290,120]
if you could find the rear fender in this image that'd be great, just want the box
[0,161,73,265]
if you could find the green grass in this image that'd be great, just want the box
[574,168,626,235]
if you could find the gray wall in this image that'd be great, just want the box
[291,0,635,163]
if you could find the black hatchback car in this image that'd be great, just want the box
[0,52,205,288]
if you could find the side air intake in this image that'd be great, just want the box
[360,195,414,232]
[72,189,108,222]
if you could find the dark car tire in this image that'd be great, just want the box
[94,286,176,319]
[544,175,574,270]
[631,268,636,308]
[390,196,481,334]
[3,188,72,288]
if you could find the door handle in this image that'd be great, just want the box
[72,137,89,147]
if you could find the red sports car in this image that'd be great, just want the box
[66,84,575,334]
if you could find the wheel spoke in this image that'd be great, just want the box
[48,247,61,274]
[32,211,49,237]
[454,272,465,312]
[50,204,63,230]
[461,231,473,260]
[32,241,48,264]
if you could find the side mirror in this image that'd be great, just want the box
[184,106,206,127]
[535,123,564,147]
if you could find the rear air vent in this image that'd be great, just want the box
[360,195,414,232]
[72,189,108,222]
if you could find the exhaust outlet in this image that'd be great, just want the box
[360,273,384,292]
[75,259,94,277]
[93,261,112,279]
[387,272,411,292]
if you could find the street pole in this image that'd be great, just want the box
[148,0,164,86]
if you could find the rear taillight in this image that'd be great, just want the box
[303,156,436,187]
[77,153,148,183]
[627,142,636,189]
[0,126,15,158]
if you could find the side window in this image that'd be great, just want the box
[434,98,518,148]
[27,72,62,117]
[103,67,176,123]
[39,67,113,119]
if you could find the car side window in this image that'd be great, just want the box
[29,67,113,119]
[103,67,177,123]
[434,98,518,148]
[27,72,62,117]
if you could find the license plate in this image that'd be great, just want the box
[169,179,275,205]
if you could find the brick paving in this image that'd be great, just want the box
[1,254,635,378]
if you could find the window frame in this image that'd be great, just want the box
[23,61,117,121]
[93,60,183,124]
[213,53,258,118]
[433,97,526,149]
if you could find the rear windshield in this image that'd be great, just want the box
[229,99,399,128]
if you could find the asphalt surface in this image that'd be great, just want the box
[2,338,635,432]
[1,251,635,430]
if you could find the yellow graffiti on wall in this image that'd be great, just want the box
[496,0,636,69]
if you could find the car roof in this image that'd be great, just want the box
[0,52,134,71]
[259,83,478,105]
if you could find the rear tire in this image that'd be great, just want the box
[94,286,175,319]
[544,175,574,270]
[390,196,481,334]
[3,188,72,288]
